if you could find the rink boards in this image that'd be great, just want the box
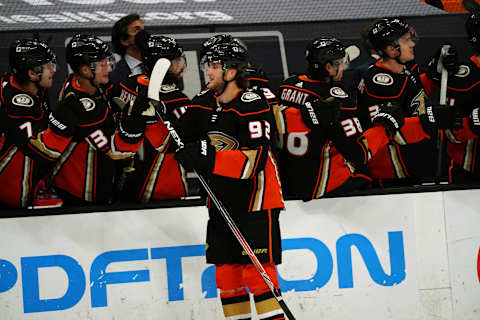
[0,189,479,320]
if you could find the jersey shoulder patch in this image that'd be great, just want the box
[329,86,348,98]
[372,73,394,86]
[160,84,178,93]
[241,91,262,103]
[12,93,34,107]
[79,97,95,111]
[453,65,470,78]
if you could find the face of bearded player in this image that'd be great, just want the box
[205,61,226,93]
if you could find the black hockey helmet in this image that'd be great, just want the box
[9,38,56,82]
[200,34,234,61]
[466,14,480,52]
[305,37,346,71]
[137,34,184,73]
[368,18,416,55]
[66,34,113,73]
[206,41,249,71]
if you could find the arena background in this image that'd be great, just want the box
[0,0,470,100]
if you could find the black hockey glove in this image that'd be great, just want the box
[300,97,341,138]
[419,104,461,134]
[119,95,157,144]
[174,139,216,174]
[468,107,480,136]
[372,101,405,135]
[49,96,79,137]
[426,44,459,81]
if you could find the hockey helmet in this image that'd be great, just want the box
[466,14,480,52]
[200,34,234,61]
[66,34,114,73]
[368,17,417,54]
[138,34,184,73]
[9,39,56,81]
[204,41,249,71]
[305,37,347,71]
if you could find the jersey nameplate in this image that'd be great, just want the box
[329,87,348,98]
[80,97,95,111]
[241,91,261,102]
[12,94,34,107]
[454,65,470,78]
[373,73,394,86]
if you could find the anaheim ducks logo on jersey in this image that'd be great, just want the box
[80,97,95,111]
[208,131,239,151]
[454,65,470,78]
[329,87,348,98]
[410,89,427,115]
[241,91,261,103]
[12,94,34,107]
[372,73,394,86]
[160,84,177,93]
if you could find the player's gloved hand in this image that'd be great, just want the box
[119,95,156,143]
[372,101,405,135]
[49,95,80,137]
[419,104,461,134]
[468,107,480,136]
[300,97,341,137]
[174,139,216,174]
[426,44,459,81]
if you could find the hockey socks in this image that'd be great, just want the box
[220,288,251,320]
[253,288,285,320]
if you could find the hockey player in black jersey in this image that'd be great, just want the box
[276,36,372,200]
[113,33,191,201]
[0,38,62,208]
[175,41,286,320]
[355,17,459,184]
[37,34,150,204]
[434,14,480,183]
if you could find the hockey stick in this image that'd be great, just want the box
[435,44,450,183]
[148,58,296,320]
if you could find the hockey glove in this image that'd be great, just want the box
[419,104,461,134]
[119,95,156,144]
[372,101,405,135]
[469,107,480,136]
[300,97,341,138]
[426,44,459,81]
[174,139,216,174]
[49,96,80,137]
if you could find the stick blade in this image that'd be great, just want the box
[148,58,171,102]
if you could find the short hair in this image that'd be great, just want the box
[111,13,141,57]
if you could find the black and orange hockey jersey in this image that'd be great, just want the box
[112,74,187,201]
[441,56,480,179]
[277,74,371,199]
[356,60,430,127]
[356,60,438,181]
[0,75,52,207]
[40,74,141,203]
[177,88,284,214]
